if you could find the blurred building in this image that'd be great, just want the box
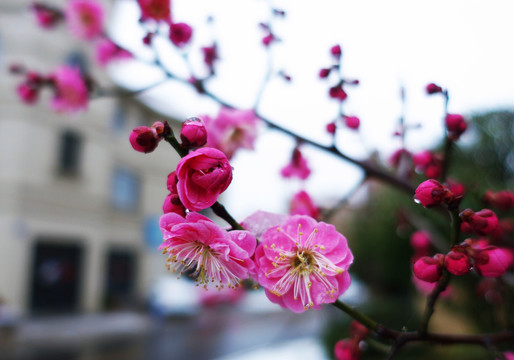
[0,0,180,315]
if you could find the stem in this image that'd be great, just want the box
[164,133,188,158]
[418,271,451,334]
[332,299,379,333]
[211,202,244,230]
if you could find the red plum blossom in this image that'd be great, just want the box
[169,22,193,47]
[334,339,360,360]
[159,212,256,289]
[254,215,353,313]
[137,0,171,22]
[460,209,499,235]
[474,247,511,277]
[176,147,233,211]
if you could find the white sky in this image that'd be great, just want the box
[108,0,514,220]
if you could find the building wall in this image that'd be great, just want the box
[0,0,181,315]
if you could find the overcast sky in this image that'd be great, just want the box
[109,0,514,220]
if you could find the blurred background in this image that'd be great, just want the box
[0,0,513,359]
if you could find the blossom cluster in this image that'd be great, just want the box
[128,116,354,313]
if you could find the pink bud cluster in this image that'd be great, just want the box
[334,321,369,360]
[413,239,512,282]
[445,113,467,141]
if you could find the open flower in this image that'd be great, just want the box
[176,147,233,211]
[202,107,259,159]
[66,0,104,40]
[159,212,256,289]
[50,65,89,113]
[254,215,353,313]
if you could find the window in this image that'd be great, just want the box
[110,167,140,212]
[58,129,83,176]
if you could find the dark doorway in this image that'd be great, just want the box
[29,240,83,314]
[103,249,137,310]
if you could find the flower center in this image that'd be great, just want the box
[162,241,241,290]
[265,224,344,310]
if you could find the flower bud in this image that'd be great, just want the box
[460,208,499,235]
[162,193,186,217]
[445,113,467,140]
[180,117,207,148]
[329,85,347,101]
[344,115,360,130]
[129,126,161,153]
[334,339,360,360]
[483,190,514,211]
[410,230,431,254]
[169,22,193,47]
[17,82,39,104]
[413,254,444,283]
[474,247,511,277]
[330,44,342,59]
[414,179,452,207]
[349,320,369,342]
[426,83,443,94]
[326,122,336,134]
[444,250,471,276]
[319,68,331,78]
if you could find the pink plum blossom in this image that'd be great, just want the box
[50,65,89,113]
[175,147,233,211]
[159,212,256,289]
[95,38,132,67]
[202,107,259,159]
[289,190,320,220]
[281,147,311,180]
[254,215,353,313]
[137,0,171,22]
[66,0,104,40]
